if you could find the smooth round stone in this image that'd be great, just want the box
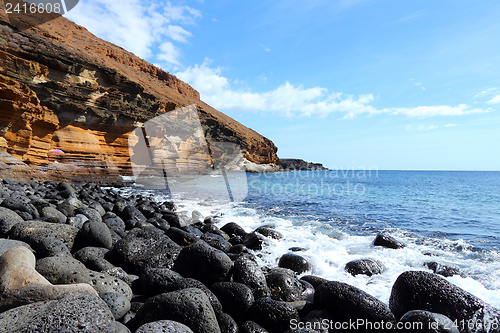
[41,206,67,224]
[135,320,194,333]
[8,221,79,250]
[248,297,299,332]
[373,234,405,249]
[78,221,113,249]
[278,253,313,274]
[345,258,386,277]
[0,207,24,236]
[99,292,131,320]
[232,255,269,299]
[210,282,255,323]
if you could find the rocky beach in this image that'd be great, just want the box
[0,178,498,332]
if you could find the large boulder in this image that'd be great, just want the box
[247,297,300,332]
[131,288,221,333]
[315,281,396,330]
[0,247,97,312]
[0,293,116,332]
[172,241,232,285]
[232,255,269,299]
[266,272,314,302]
[210,282,255,323]
[9,220,79,250]
[278,253,313,274]
[110,228,181,274]
[390,271,500,332]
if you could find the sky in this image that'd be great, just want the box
[65,0,500,170]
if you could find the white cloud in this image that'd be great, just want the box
[66,0,200,65]
[474,87,499,98]
[391,104,488,118]
[177,60,492,119]
[259,42,271,52]
[406,123,458,131]
[487,95,500,104]
[415,82,426,91]
[158,42,181,66]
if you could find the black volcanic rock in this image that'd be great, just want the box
[279,159,329,171]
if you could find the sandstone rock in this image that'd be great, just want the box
[390,271,500,331]
[0,246,97,312]
[172,241,232,285]
[345,258,386,276]
[135,320,194,333]
[278,253,313,274]
[9,220,79,250]
[131,288,221,333]
[0,293,115,332]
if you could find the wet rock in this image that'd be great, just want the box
[210,282,255,323]
[266,272,314,302]
[9,221,79,250]
[135,320,194,333]
[241,321,269,333]
[315,281,396,327]
[289,247,307,252]
[0,247,97,312]
[243,232,267,250]
[218,313,238,333]
[201,232,231,252]
[399,310,460,333]
[255,226,283,240]
[279,253,313,274]
[166,227,199,246]
[248,297,300,332]
[100,292,131,320]
[172,241,232,285]
[0,293,115,332]
[303,309,338,333]
[425,262,460,277]
[390,271,500,329]
[110,228,181,274]
[220,222,247,238]
[0,207,24,236]
[131,288,221,333]
[299,275,329,290]
[345,258,386,276]
[77,221,113,249]
[233,255,269,299]
[373,234,405,249]
[41,206,67,223]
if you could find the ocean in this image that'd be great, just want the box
[123,170,500,309]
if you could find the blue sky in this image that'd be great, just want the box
[66,1,500,170]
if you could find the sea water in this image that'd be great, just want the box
[123,170,500,309]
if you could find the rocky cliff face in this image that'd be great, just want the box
[0,4,278,181]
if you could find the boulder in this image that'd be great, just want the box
[233,255,269,299]
[241,321,269,333]
[40,206,67,224]
[201,233,231,252]
[9,220,79,250]
[77,221,113,249]
[0,207,24,236]
[0,293,116,332]
[220,222,247,238]
[0,247,97,312]
[131,288,221,333]
[424,262,460,277]
[345,258,386,276]
[399,310,460,333]
[266,272,314,302]
[110,228,181,274]
[172,241,232,285]
[315,281,396,328]
[373,234,405,249]
[248,297,300,332]
[278,253,313,274]
[218,313,238,333]
[210,282,255,323]
[135,320,194,333]
[390,271,500,332]
[99,292,131,320]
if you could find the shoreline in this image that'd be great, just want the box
[0,179,499,332]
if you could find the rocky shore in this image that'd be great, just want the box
[0,179,499,332]
[279,159,329,171]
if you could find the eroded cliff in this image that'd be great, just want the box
[0,3,278,180]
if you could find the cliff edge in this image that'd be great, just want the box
[0,2,278,181]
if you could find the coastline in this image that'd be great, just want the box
[0,179,499,332]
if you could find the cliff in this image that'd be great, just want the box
[0,2,278,181]
[279,159,329,171]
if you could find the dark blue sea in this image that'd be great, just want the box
[125,170,500,307]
